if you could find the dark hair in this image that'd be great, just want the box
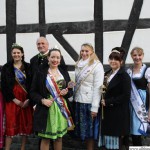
[48,48,61,57]
[11,43,25,61]
[109,47,125,62]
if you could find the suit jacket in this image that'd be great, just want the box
[1,61,30,102]
[101,67,131,136]
[30,65,72,132]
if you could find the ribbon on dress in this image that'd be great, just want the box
[130,79,149,135]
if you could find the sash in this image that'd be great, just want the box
[130,79,149,135]
[46,74,74,129]
[14,67,27,93]
[74,61,99,94]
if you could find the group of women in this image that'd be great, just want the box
[0,42,149,150]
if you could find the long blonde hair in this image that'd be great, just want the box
[76,43,99,66]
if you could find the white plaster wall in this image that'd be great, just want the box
[16,33,40,63]
[0,0,6,26]
[140,0,150,18]
[103,31,125,64]
[103,0,134,20]
[103,29,150,64]
[45,0,94,23]
[17,0,39,24]
[0,34,7,65]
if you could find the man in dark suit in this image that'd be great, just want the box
[30,36,66,81]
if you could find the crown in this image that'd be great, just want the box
[50,45,60,50]
[111,49,120,54]
[12,43,23,49]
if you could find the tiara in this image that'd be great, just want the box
[111,49,120,54]
[50,45,60,50]
[12,43,22,48]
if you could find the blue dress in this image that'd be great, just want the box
[127,64,150,135]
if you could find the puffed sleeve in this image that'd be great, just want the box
[145,67,150,82]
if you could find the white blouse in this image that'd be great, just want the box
[107,68,120,83]
[127,64,150,82]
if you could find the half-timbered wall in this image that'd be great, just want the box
[0,0,150,69]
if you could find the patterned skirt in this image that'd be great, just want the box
[98,135,119,149]
[74,102,100,140]
[38,99,68,140]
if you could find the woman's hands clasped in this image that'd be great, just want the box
[13,98,29,108]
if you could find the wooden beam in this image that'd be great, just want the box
[1,19,150,35]
[39,0,46,36]
[52,29,78,61]
[121,0,144,62]
[94,0,103,62]
[0,26,6,34]
[6,0,16,61]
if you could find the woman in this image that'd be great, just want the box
[30,48,74,150]
[99,47,131,150]
[1,43,33,150]
[127,47,150,146]
[0,65,4,150]
[74,43,104,150]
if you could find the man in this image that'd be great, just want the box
[30,36,66,80]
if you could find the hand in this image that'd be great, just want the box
[13,98,23,107]
[22,99,29,108]
[42,98,53,107]
[33,105,36,110]
[91,111,97,119]
[101,99,106,106]
[60,88,68,96]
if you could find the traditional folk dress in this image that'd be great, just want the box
[99,67,131,150]
[5,67,33,137]
[0,66,4,148]
[74,59,104,140]
[127,64,150,135]
[38,70,74,139]
[99,69,120,149]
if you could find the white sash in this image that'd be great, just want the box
[74,61,99,94]
[130,78,148,135]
